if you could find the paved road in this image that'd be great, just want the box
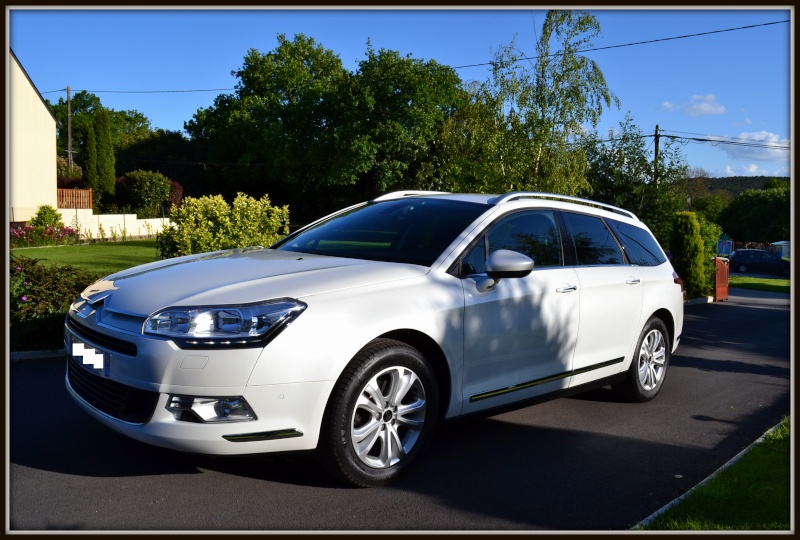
[8,288,790,531]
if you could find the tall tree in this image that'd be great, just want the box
[94,107,116,196]
[48,90,152,171]
[186,34,465,220]
[350,43,465,197]
[449,10,619,195]
[83,124,99,192]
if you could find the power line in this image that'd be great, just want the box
[661,129,790,146]
[42,87,235,95]
[452,20,789,70]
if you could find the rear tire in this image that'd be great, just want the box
[613,317,670,403]
[316,339,438,487]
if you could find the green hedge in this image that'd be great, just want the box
[158,192,290,259]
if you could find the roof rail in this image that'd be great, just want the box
[489,192,638,220]
[371,190,451,202]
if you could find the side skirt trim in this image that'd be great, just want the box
[469,357,624,403]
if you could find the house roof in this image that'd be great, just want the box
[10,48,61,128]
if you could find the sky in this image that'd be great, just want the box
[7,7,793,179]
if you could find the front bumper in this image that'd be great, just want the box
[64,317,333,456]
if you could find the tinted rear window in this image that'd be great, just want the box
[607,219,667,266]
[274,198,488,266]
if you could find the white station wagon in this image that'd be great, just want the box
[65,191,684,486]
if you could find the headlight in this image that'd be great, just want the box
[144,299,306,349]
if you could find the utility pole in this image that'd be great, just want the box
[67,86,73,173]
[653,124,660,188]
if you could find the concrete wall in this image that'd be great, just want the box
[9,52,58,223]
[57,208,170,240]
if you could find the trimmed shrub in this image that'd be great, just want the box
[118,170,172,218]
[670,211,707,299]
[29,204,64,229]
[157,192,290,259]
[9,256,103,350]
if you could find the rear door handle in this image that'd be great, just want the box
[626,277,641,285]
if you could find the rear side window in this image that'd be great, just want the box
[607,219,667,266]
[563,212,624,265]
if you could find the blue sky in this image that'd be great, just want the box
[8,7,793,178]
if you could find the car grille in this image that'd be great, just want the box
[66,316,138,357]
[67,355,159,424]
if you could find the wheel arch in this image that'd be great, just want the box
[650,307,675,347]
[378,329,452,420]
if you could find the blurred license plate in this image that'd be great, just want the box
[70,336,111,378]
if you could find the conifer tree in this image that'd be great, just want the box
[670,211,707,299]
[84,124,99,192]
[95,107,116,196]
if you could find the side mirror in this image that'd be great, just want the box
[486,249,534,279]
[474,249,534,292]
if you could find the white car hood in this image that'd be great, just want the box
[83,248,429,317]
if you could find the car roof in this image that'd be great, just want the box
[372,190,641,222]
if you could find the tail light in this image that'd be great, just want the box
[673,271,684,293]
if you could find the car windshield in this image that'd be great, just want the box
[274,198,488,266]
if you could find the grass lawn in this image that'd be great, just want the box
[638,416,790,530]
[728,274,790,295]
[10,239,159,276]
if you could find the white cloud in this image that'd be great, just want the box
[712,131,790,163]
[732,118,752,126]
[685,94,727,116]
[660,94,727,116]
[722,164,767,176]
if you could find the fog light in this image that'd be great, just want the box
[166,395,256,423]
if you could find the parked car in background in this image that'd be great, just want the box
[729,249,790,276]
[64,191,684,487]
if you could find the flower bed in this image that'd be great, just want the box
[10,225,81,248]
[9,256,103,351]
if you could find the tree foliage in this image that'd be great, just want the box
[582,113,689,246]
[473,10,619,194]
[670,212,707,299]
[719,187,790,242]
[94,107,116,197]
[48,90,151,163]
[115,129,200,197]
[117,170,173,219]
[185,34,466,221]
[84,124,98,192]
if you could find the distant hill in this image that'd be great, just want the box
[707,176,790,198]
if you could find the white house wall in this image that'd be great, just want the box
[9,52,57,223]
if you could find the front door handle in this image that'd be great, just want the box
[626,277,641,285]
[556,285,578,293]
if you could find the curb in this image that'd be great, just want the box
[685,296,714,306]
[9,349,66,362]
[632,420,785,529]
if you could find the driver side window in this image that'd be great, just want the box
[461,210,562,276]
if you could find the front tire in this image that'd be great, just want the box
[613,317,670,403]
[317,339,439,487]
[737,263,748,273]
